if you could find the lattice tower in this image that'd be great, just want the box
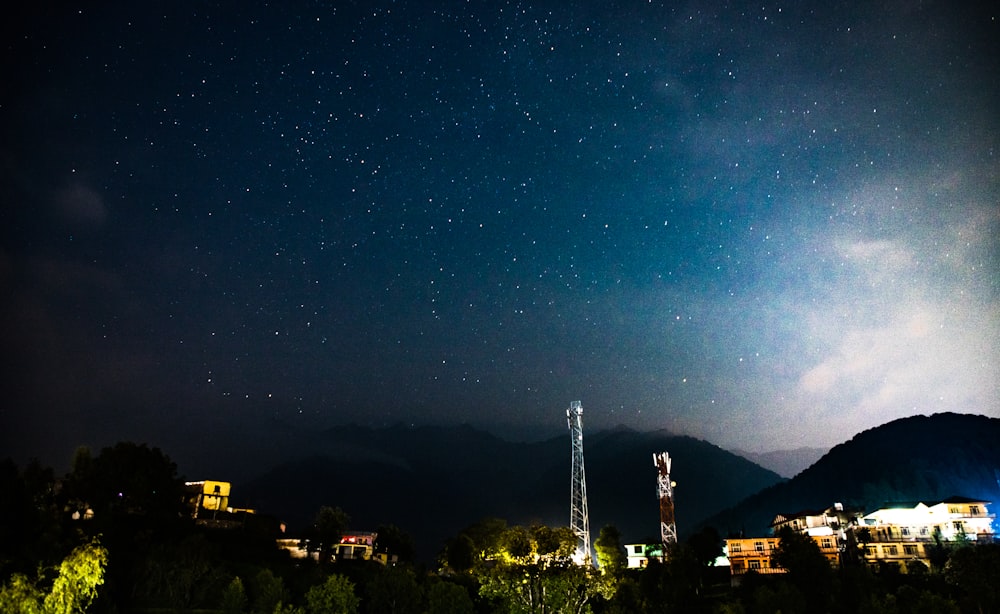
[654,451,678,547]
[567,401,591,565]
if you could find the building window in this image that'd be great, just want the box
[954,522,964,533]
[970,506,981,516]
[749,560,761,569]
[949,506,960,514]
[633,546,643,554]
[883,545,898,556]
[919,527,928,536]
[865,546,876,556]
[754,542,764,552]
[821,538,833,549]
[901,527,910,536]
[730,543,741,553]
[732,561,744,571]
[903,545,918,556]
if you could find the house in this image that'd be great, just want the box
[184,480,232,517]
[771,502,861,538]
[725,536,783,583]
[336,531,378,561]
[855,497,995,572]
[624,543,665,569]
[183,480,259,529]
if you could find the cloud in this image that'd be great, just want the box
[773,164,1000,446]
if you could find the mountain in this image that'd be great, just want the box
[701,413,1000,537]
[730,447,829,478]
[237,424,783,562]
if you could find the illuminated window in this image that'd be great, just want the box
[730,543,741,553]
[821,538,833,549]
[754,542,764,552]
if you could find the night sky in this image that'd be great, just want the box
[3,1,998,473]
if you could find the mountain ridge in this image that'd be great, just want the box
[238,423,782,561]
[700,412,1000,536]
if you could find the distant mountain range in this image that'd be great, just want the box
[236,413,1000,562]
[237,424,783,562]
[701,413,1000,536]
[729,446,829,479]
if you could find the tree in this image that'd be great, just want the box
[593,525,626,575]
[686,526,723,569]
[364,566,421,614]
[771,527,833,613]
[426,581,474,614]
[0,574,44,614]
[476,524,613,614]
[136,533,225,609]
[374,524,416,563]
[0,458,63,579]
[945,543,1000,614]
[305,574,358,614]
[220,577,248,614]
[305,507,350,563]
[441,534,476,573]
[0,539,107,614]
[251,569,289,614]
[78,442,185,522]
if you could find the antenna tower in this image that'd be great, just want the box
[567,401,591,565]
[654,451,678,547]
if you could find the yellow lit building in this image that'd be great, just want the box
[726,534,840,585]
[726,536,783,582]
[185,480,231,517]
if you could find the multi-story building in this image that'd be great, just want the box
[771,503,861,539]
[726,536,783,581]
[857,497,995,571]
[725,533,841,585]
[725,496,995,581]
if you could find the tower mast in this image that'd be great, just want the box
[567,400,591,565]
[654,451,678,548]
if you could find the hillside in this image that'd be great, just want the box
[238,423,783,561]
[701,413,1000,536]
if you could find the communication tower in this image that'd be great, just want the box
[567,401,591,565]
[654,451,678,547]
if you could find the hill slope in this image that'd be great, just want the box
[238,424,783,561]
[701,413,1000,536]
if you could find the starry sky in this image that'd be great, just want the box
[2,1,998,472]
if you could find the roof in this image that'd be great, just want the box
[875,496,991,510]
